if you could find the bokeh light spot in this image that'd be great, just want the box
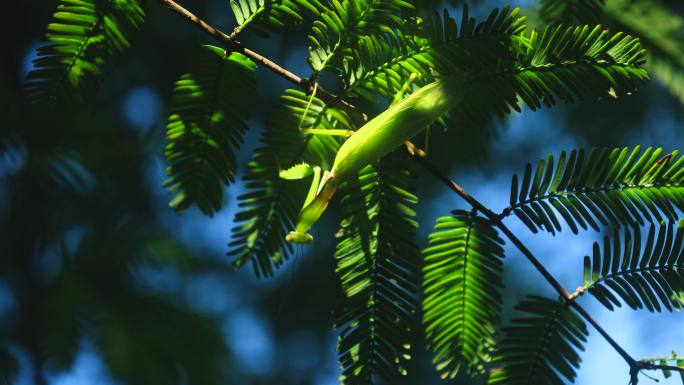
[122,87,162,130]
[224,309,275,375]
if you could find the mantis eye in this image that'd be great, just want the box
[285,231,314,244]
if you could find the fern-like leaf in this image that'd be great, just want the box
[423,210,505,378]
[347,10,647,107]
[26,0,145,107]
[163,46,256,216]
[229,0,326,36]
[334,152,420,384]
[344,6,527,99]
[478,24,648,113]
[228,90,349,277]
[582,222,684,312]
[605,0,684,105]
[542,0,684,106]
[488,296,589,385]
[308,0,415,72]
[505,147,684,234]
[343,14,647,171]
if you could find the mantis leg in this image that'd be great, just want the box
[286,170,339,244]
[302,128,354,137]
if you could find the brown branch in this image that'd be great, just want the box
[155,0,675,382]
[404,142,638,367]
[157,0,236,45]
[155,0,367,121]
[567,286,586,302]
[639,362,684,373]
[405,146,684,384]
[636,353,684,378]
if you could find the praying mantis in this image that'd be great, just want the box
[282,74,464,243]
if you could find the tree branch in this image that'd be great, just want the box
[403,142,638,367]
[405,145,684,383]
[155,0,367,121]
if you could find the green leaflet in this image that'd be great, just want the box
[308,0,415,72]
[334,152,420,384]
[423,211,505,378]
[164,46,257,216]
[229,0,326,36]
[605,0,684,104]
[344,6,527,99]
[540,0,684,106]
[488,296,589,385]
[582,222,684,312]
[279,162,314,180]
[506,147,684,234]
[26,0,145,107]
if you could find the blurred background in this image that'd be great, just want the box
[1,0,682,384]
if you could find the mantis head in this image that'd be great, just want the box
[285,231,314,243]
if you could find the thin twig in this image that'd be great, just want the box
[405,146,684,381]
[568,286,586,301]
[157,0,236,45]
[155,0,367,121]
[404,142,637,366]
[640,362,684,373]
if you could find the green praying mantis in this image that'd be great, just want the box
[281,74,464,243]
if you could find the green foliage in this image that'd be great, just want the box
[347,9,647,108]
[163,46,256,216]
[539,0,684,105]
[582,222,684,312]
[42,226,227,385]
[26,0,145,107]
[422,211,505,378]
[487,24,647,112]
[228,90,349,276]
[308,0,415,72]
[334,152,420,384]
[675,291,684,306]
[538,0,606,25]
[342,9,648,167]
[506,147,684,234]
[343,6,527,99]
[229,0,326,35]
[604,0,684,104]
[488,296,589,385]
